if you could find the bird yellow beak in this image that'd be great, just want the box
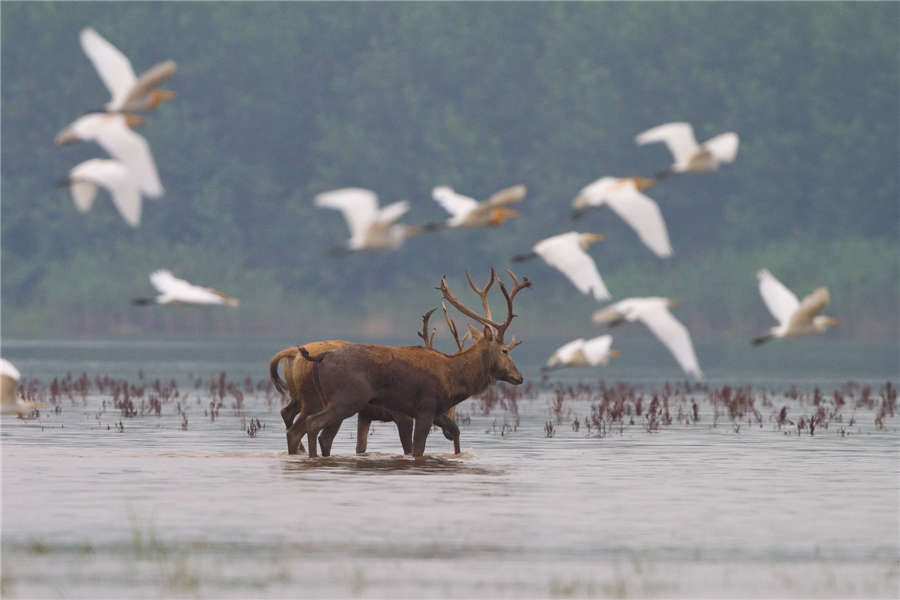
[829,317,840,326]
[667,298,678,308]
[609,349,621,358]
[587,233,605,243]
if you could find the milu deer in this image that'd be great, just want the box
[269,306,473,455]
[298,269,530,457]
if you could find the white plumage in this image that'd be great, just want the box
[544,335,619,371]
[754,269,837,344]
[80,27,176,113]
[529,232,610,301]
[431,184,525,228]
[636,122,739,174]
[572,177,672,257]
[315,188,417,251]
[1,358,39,417]
[144,270,240,307]
[63,159,143,227]
[55,113,163,197]
[593,298,703,379]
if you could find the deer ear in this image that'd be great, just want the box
[482,325,494,341]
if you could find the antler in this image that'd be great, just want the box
[465,268,496,321]
[441,302,467,352]
[438,268,531,343]
[418,307,437,348]
[495,268,531,342]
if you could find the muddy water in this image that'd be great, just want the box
[1,339,898,598]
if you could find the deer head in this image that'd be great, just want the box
[438,268,530,385]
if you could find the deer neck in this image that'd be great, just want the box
[441,341,495,401]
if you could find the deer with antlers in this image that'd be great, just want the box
[297,268,530,457]
[269,301,475,455]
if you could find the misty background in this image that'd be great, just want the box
[2,3,897,350]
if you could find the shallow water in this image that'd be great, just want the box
[1,339,898,598]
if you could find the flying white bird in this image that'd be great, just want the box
[134,270,240,307]
[593,298,703,379]
[80,27,176,113]
[57,158,144,227]
[428,184,526,229]
[1,359,40,417]
[543,335,619,371]
[752,269,838,345]
[635,122,738,178]
[55,113,164,197]
[512,232,610,301]
[571,176,672,258]
[314,188,420,253]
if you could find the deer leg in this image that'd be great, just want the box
[318,421,342,456]
[433,413,461,454]
[305,397,364,459]
[285,413,307,455]
[393,414,414,455]
[356,411,373,454]
[412,409,435,457]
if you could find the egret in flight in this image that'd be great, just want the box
[1,359,41,417]
[543,335,619,371]
[593,298,703,379]
[752,269,838,345]
[55,113,163,198]
[315,188,420,254]
[571,176,672,258]
[512,232,610,301]
[133,270,240,307]
[80,27,176,113]
[428,184,526,230]
[57,159,144,227]
[636,122,738,179]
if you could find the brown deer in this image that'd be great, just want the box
[269,305,473,455]
[298,269,530,457]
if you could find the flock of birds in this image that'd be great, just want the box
[1,26,843,414]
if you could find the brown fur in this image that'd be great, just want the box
[269,342,459,456]
[301,331,523,457]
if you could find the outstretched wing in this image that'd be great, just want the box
[786,287,830,331]
[150,269,192,295]
[94,116,163,197]
[604,184,673,258]
[314,188,379,241]
[80,27,137,107]
[757,269,799,325]
[635,122,699,165]
[120,60,177,110]
[703,132,739,164]
[375,200,410,225]
[485,184,527,207]
[535,233,610,301]
[432,186,479,218]
[636,302,703,379]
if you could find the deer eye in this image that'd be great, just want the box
[502,348,509,354]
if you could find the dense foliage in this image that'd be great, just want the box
[2,3,897,342]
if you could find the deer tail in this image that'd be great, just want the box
[269,347,298,394]
[298,346,327,362]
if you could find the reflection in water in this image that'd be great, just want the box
[278,451,502,477]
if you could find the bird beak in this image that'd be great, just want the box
[609,349,621,358]
[829,317,840,326]
[125,114,146,128]
[667,299,678,308]
[588,233,605,244]
[504,208,522,220]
